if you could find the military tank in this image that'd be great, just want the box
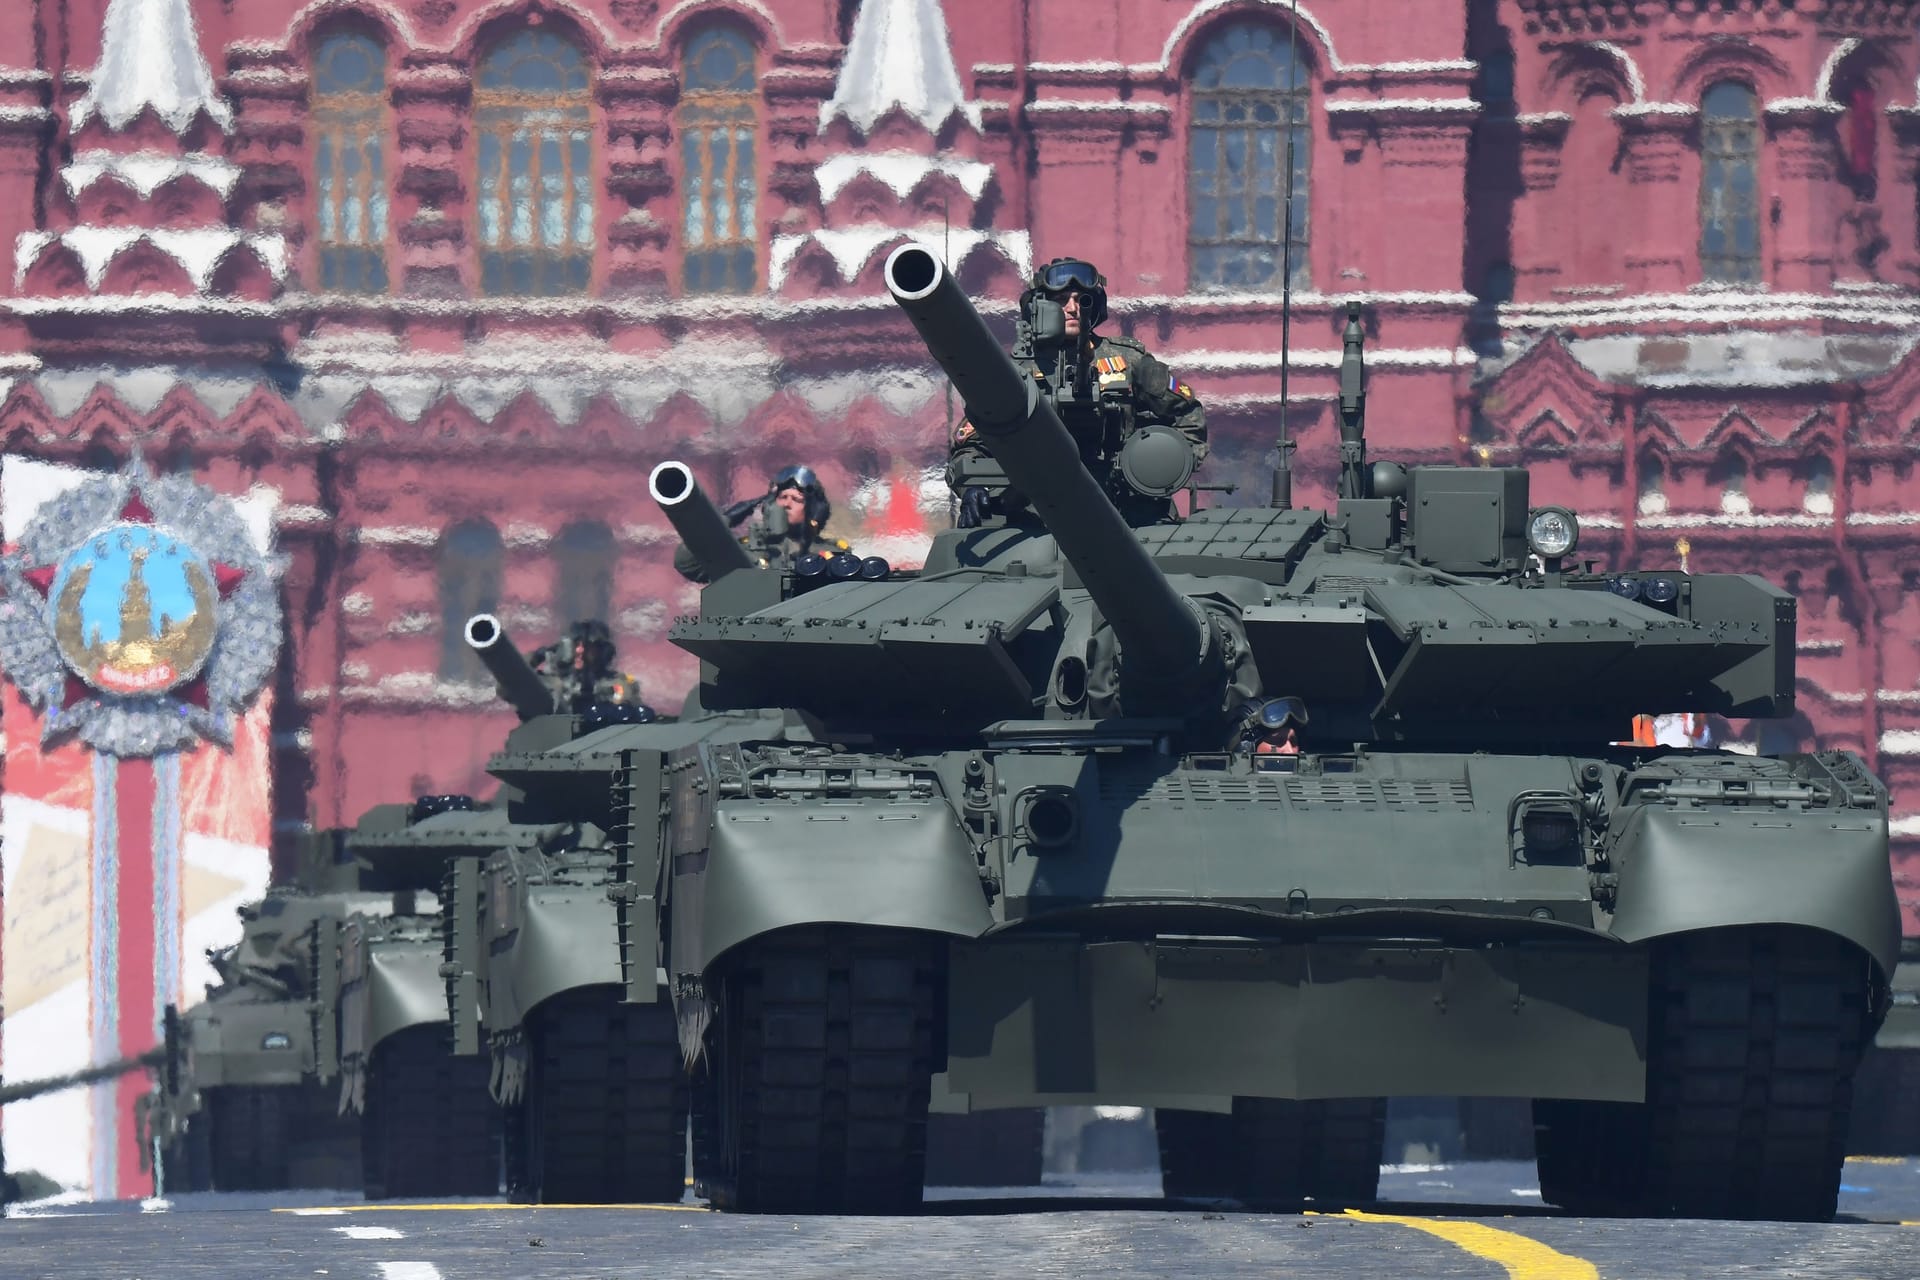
[139,831,380,1194]
[323,796,515,1200]
[496,243,1896,1221]
[446,612,712,1205]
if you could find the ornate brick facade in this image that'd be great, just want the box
[0,0,1912,926]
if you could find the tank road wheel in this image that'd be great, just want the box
[203,1085,291,1191]
[697,927,941,1214]
[924,1109,1048,1187]
[1639,926,1874,1222]
[1157,1098,1386,1205]
[360,1026,498,1200]
[1531,1099,1648,1216]
[513,987,688,1204]
[1848,1046,1920,1155]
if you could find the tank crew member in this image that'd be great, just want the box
[1235,695,1308,757]
[673,464,854,581]
[529,619,646,714]
[950,257,1207,527]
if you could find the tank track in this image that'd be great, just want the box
[360,1026,498,1200]
[510,986,687,1204]
[1848,1045,1920,1155]
[924,1109,1047,1187]
[1157,1097,1386,1205]
[1536,926,1874,1221]
[204,1085,290,1191]
[697,927,939,1214]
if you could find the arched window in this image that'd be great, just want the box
[313,30,390,292]
[1801,454,1835,515]
[552,521,616,626]
[678,27,759,294]
[1188,22,1310,291]
[476,28,595,296]
[1699,82,1761,285]
[1637,454,1667,515]
[438,521,503,680]
[1711,450,1751,516]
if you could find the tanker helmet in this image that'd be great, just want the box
[1024,257,1108,329]
[771,464,832,533]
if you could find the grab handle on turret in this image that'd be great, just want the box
[884,244,1214,689]
[464,614,555,722]
[649,461,757,580]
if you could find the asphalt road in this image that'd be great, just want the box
[5,1160,1920,1280]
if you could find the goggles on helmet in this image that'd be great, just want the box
[1036,260,1104,295]
[772,465,821,494]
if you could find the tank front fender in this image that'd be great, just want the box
[695,798,993,971]
[1607,805,1900,977]
[364,947,453,1053]
[505,888,624,1020]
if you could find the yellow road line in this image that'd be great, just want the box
[274,1202,706,1214]
[1342,1209,1600,1280]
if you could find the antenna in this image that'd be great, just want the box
[1271,0,1304,508]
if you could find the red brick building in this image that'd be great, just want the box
[0,0,1912,926]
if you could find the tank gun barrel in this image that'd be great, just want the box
[649,462,756,580]
[883,245,1212,683]
[464,614,555,722]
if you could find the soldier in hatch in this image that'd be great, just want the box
[529,619,647,715]
[673,464,854,581]
[950,257,1207,527]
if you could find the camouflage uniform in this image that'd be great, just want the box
[530,622,644,714]
[673,467,853,582]
[950,258,1206,521]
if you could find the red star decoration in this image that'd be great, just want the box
[21,565,56,596]
[213,563,246,599]
[119,491,154,523]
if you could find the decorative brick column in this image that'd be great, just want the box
[1765,100,1845,293]
[1613,104,1697,293]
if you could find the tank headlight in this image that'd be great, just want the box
[261,1032,293,1051]
[1526,506,1579,560]
[1642,575,1680,605]
[1606,575,1641,600]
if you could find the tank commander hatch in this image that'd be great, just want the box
[674,464,854,582]
[950,256,1207,528]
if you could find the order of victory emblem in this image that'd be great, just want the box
[0,462,283,757]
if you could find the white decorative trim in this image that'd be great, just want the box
[14,227,288,292]
[61,150,243,200]
[768,225,1030,291]
[1882,729,1920,756]
[1023,99,1172,117]
[72,0,234,134]
[1815,38,1862,104]
[1611,102,1697,119]
[1765,98,1846,117]
[813,152,995,204]
[1516,112,1573,127]
[275,504,331,526]
[1342,60,1477,76]
[1161,346,1477,372]
[1159,0,1339,74]
[351,525,441,547]
[1585,41,1646,104]
[1323,97,1478,115]
[821,0,976,135]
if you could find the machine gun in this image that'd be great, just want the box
[464,614,558,722]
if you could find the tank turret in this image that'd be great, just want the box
[884,244,1221,700]
[464,614,555,722]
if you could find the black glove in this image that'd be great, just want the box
[959,486,992,528]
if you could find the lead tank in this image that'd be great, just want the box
[506,245,1896,1219]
